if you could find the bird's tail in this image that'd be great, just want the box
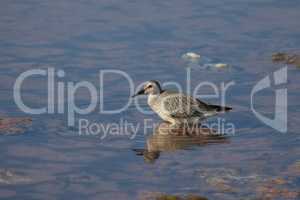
[209,104,232,112]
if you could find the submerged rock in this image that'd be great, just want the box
[206,177,234,192]
[194,164,300,199]
[197,167,264,194]
[0,169,31,185]
[286,160,300,176]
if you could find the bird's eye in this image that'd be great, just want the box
[148,85,153,88]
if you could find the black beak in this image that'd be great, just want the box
[132,88,145,97]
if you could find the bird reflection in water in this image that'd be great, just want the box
[133,122,229,163]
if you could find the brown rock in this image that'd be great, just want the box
[272,52,288,62]
[270,177,286,185]
[286,161,300,176]
[0,117,32,135]
[256,184,299,199]
[272,52,300,67]
[138,192,208,200]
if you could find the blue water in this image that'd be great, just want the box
[0,0,300,199]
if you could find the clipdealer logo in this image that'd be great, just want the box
[12,66,288,136]
[251,67,288,133]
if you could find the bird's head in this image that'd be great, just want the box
[132,80,162,97]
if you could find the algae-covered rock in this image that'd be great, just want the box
[138,192,208,200]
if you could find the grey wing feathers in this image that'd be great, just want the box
[159,91,231,119]
[160,91,206,118]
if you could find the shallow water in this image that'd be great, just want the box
[0,0,300,199]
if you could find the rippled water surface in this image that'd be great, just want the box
[0,0,300,199]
